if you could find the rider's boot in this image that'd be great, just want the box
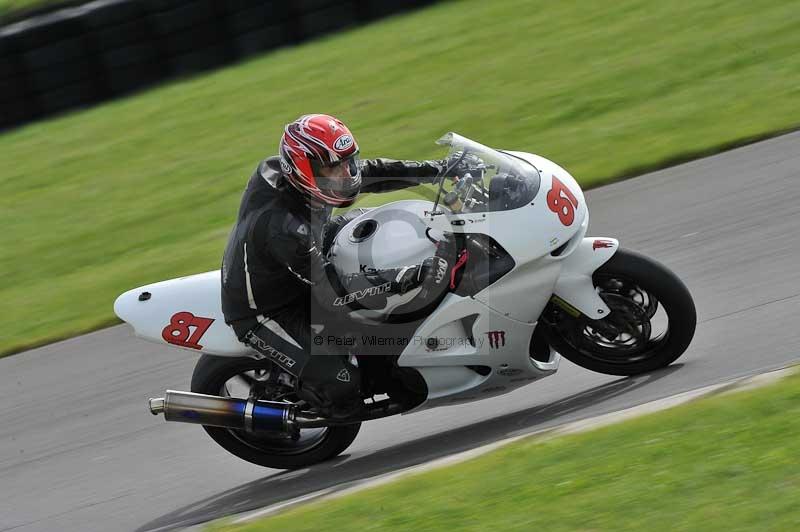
[297,355,364,419]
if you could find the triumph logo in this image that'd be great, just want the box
[486,330,506,349]
[333,134,354,152]
[333,282,392,306]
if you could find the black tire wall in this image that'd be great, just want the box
[0,0,438,131]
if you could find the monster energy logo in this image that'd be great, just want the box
[486,330,506,349]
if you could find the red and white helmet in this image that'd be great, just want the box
[279,114,362,208]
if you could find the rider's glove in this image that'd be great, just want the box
[392,262,425,294]
[441,152,485,179]
[393,257,450,294]
[421,256,450,288]
[434,233,459,264]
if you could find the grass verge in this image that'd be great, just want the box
[208,369,800,532]
[2,0,800,356]
[0,0,72,21]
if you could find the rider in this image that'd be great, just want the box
[221,114,454,418]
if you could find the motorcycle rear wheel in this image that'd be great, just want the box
[545,248,696,376]
[191,354,361,469]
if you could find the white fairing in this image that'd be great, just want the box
[330,197,566,409]
[114,271,250,357]
[327,138,618,410]
[115,133,620,412]
[553,237,618,318]
[505,150,614,318]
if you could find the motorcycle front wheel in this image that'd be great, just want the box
[191,354,361,469]
[544,248,696,376]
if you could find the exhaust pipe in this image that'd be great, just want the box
[149,390,296,432]
[149,390,409,431]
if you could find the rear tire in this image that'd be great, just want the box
[545,248,696,376]
[191,354,361,469]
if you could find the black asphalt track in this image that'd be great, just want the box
[1,132,798,531]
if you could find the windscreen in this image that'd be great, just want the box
[434,132,541,213]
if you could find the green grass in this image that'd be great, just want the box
[2,0,800,355]
[208,371,800,532]
[0,0,51,12]
[0,0,71,19]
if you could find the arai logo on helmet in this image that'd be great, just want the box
[333,135,354,152]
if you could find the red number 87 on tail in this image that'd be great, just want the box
[162,311,215,350]
[547,176,579,226]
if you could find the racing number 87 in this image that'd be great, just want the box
[547,176,579,226]
[162,312,215,350]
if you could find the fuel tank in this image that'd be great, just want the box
[329,199,443,275]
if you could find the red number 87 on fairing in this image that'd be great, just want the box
[162,312,215,350]
[547,176,579,226]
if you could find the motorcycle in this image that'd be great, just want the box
[114,133,696,469]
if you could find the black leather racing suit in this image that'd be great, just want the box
[220,156,443,413]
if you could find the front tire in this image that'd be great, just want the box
[191,354,361,469]
[545,248,696,376]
